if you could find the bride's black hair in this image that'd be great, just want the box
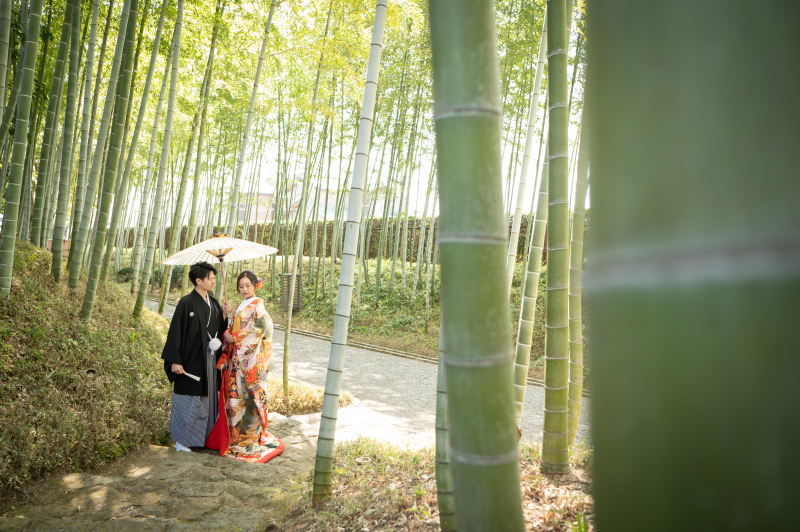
[237,270,259,291]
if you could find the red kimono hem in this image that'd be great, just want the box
[206,366,284,463]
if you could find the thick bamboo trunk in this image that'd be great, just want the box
[588,2,799,529]
[99,0,163,283]
[20,3,51,243]
[67,0,129,288]
[429,0,525,527]
[0,1,11,131]
[0,24,26,149]
[67,0,99,263]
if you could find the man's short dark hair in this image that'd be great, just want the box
[189,261,217,286]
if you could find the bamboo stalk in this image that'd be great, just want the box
[541,0,572,475]
[130,36,170,292]
[30,0,71,247]
[506,9,546,293]
[0,0,43,297]
[80,0,137,320]
[512,139,548,429]
[567,108,588,445]
[132,3,181,319]
[430,0,525,526]
[67,0,130,288]
[50,0,81,281]
[312,0,387,504]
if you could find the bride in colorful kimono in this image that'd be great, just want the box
[206,270,284,462]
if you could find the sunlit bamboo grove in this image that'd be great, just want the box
[0,0,597,527]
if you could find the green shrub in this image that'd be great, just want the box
[150,265,185,288]
[116,266,134,283]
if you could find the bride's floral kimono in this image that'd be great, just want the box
[206,297,283,462]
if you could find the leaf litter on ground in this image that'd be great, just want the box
[278,438,594,531]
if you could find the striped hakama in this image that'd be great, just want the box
[169,346,219,447]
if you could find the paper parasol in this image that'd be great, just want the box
[162,233,277,303]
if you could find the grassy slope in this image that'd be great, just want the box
[0,242,172,503]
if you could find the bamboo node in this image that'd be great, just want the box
[442,352,513,368]
[447,446,518,466]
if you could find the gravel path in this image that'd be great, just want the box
[145,299,591,446]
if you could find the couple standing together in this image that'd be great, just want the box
[160,261,283,463]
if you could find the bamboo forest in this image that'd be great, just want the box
[0,0,796,530]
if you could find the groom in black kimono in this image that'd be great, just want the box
[161,261,230,452]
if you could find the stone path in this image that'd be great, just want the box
[0,414,315,531]
[147,298,591,446]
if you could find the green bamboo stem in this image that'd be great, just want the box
[513,138,548,430]
[130,38,171,293]
[541,0,571,475]
[180,0,223,297]
[435,320,456,531]
[522,94,548,268]
[67,0,130,288]
[20,2,52,243]
[0,26,26,150]
[131,1,179,320]
[85,0,114,177]
[312,0,386,504]
[120,0,167,288]
[67,0,99,262]
[506,9,546,293]
[50,0,80,281]
[98,0,157,283]
[429,0,525,528]
[30,0,71,247]
[44,124,65,245]
[80,0,137,321]
[0,0,11,131]
[0,0,42,297]
[567,109,587,446]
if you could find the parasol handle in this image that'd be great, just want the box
[218,256,228,307]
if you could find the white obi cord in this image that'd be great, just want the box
[208,334,222,351]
